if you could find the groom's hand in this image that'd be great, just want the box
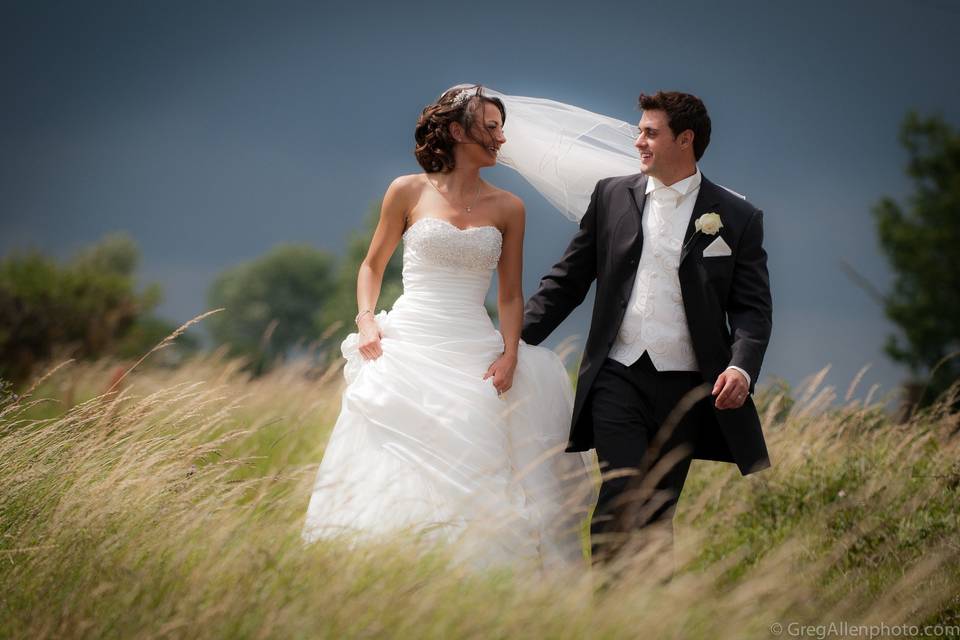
[712,369,750,410]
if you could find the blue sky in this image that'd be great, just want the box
[2,0,959,398]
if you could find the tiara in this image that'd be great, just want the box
[452,88,475,107]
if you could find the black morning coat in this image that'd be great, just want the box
[521,173,773,475]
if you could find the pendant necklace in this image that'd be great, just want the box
[430,178,482,213]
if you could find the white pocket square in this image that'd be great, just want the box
[702,236,732,257]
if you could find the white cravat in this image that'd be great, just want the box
[607,171,753,387]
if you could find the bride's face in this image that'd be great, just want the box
[454,101,506,168]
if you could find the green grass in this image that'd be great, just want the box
[1,354,958,639]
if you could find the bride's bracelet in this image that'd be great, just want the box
[355,309,372,325]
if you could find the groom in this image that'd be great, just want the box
[521,91,773,559]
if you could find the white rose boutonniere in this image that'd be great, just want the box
[695,212,723,235]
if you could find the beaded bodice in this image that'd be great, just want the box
[395,217,503,310]
[402,217,503,271]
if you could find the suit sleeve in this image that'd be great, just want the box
[521,180,602,346]
[727,209,772,391]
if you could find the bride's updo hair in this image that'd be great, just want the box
[414,84,506,173]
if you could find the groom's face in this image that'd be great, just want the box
[635,109,684,179]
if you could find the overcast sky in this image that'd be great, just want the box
[3,0,959,398]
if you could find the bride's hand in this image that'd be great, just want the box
[483,352,518,396]
[357,317,383,360]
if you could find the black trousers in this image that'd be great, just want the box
[589,352,707,560]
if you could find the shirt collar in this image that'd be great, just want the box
[645,167,702,197]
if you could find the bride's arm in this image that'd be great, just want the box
[484,195,525,393]
[355,176,414,359]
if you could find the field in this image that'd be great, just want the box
[1,344,958,639]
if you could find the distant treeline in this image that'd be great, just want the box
[0,233,192,385]
[0,206,401,386]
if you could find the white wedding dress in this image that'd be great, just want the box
[302,217,596,570]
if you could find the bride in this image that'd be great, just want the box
[302,85,596,570]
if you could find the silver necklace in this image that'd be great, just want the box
[429,178,482,213]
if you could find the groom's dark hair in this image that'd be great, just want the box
[638,92,711,161]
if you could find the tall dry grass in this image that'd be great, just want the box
[1,347,958,639]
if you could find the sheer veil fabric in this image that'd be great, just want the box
[486,88,641,222]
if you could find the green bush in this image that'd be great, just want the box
[0,234,187,386]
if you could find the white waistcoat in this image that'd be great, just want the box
[608,170,701,371]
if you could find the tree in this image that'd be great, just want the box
[72,233,141,277]
[207,244,336,372]
[0,233,185,386]
[873,112,960,405]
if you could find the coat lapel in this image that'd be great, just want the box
[628,173,648,217]
[626,173,648,247]
[680,176,722,265]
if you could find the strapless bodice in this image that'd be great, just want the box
[398,217,503,308]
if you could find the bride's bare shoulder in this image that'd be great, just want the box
[387,173,430,195]
[486,184,525,215]
[383,174,430,211]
